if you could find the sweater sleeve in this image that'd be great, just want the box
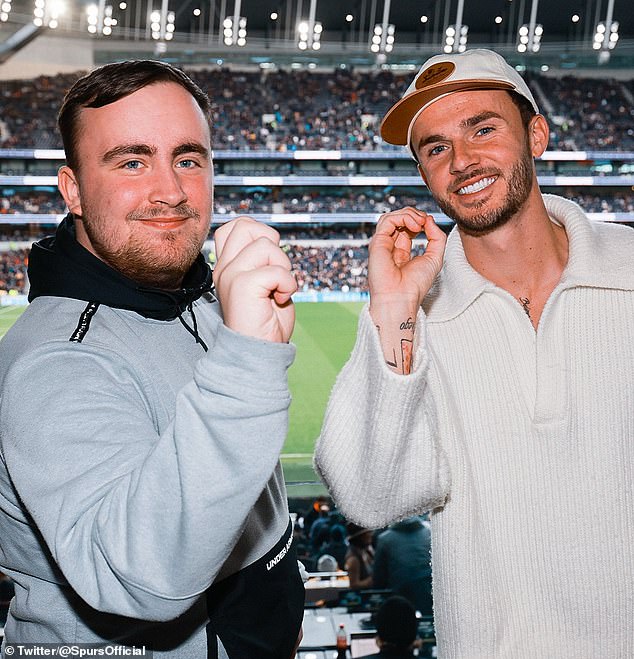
[0,323,294,622]
[314,305,450,528]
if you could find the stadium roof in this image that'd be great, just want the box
[2,0,634,70]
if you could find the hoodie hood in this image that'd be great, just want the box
[28,214,214,321]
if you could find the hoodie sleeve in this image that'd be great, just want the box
[0,321,294,622]
[314,305,451,528]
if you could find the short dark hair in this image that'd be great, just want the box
[58,60,211,171]
[507,89,537,130]
[374,596,418,649]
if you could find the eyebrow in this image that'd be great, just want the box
[172,142,210,160]
[459,110,504,129]
[101,142,210,163]
[101,144,156,163]
[416,111,505,152]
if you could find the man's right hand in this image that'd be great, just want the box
[368,207,446,374]
[213,217,297,344]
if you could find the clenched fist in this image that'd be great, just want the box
[212,217,297,343]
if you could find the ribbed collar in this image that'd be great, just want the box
[423,194,634,323]
[28,214,214,321]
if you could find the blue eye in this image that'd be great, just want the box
[177,159,197,168]
[477,126,494,136]
[123,160,142,169]
[428,145,446,157]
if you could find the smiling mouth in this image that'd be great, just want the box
[138,218,189,228]
[457,176,497,195]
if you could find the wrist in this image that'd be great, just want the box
[369,302,420,376]
[369,294,420,328]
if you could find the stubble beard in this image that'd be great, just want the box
[79,204,208,290]
[433,144,535,237]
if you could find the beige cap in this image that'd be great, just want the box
[380,48,539,147]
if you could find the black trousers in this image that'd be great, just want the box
[206,520,304,659]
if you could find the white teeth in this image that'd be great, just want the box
[458,176,496,195]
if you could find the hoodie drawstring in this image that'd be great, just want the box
[178,303,209,352]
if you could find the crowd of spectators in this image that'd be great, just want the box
[294,497,377,584]
[214,190,441,215]
[0,242,370,295]
[3,190,634,294]
[3,189,634,223]
[0,229,37,242]
[0,249,28,295]
[534,74,634,151]
[0,73,80,149]
[293,496,433,623]
[1,191,64,215]
[4,73,630,288]
[284,244,368,293]
[1,67,634,151]
[561,190,634,213]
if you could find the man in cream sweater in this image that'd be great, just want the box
[315,49,634,658]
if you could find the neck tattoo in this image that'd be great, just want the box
[519,297,531,319]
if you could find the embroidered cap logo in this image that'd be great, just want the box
[415,62,456,90]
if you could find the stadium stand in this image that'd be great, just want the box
[2,69,634,151]
[1,67,634,298]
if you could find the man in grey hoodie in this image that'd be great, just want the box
[0,60,303,658]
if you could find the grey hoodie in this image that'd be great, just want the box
[0,217,303,657]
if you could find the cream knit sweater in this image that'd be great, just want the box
[315,195,634,658]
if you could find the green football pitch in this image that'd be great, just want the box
[0,302,363,496]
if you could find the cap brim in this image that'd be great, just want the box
[380,79,514,146]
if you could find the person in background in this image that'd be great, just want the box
[372,516,432,617]
[303,495,331,534]
[309,501,333,551]
[319,524,348,570]
[0,60,303,658]
[345,523,374,589]
[357,596,418,659]
[316,48,634,658]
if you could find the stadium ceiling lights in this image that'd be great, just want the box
[517,0,542,54]
[444,0,467,53]
[517,23,543,53]
[223,16,247,46]
[593,21,619,51]
[0,0,11,23]
[371,23,395,54]
[297,0,321,51]
[224,0,247,46]
[150,4,175,41]
[593,0,619,61]
[86,3,117,36]
[370,0,394,59]
[33,0,65,29]
[445,24,468,53]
